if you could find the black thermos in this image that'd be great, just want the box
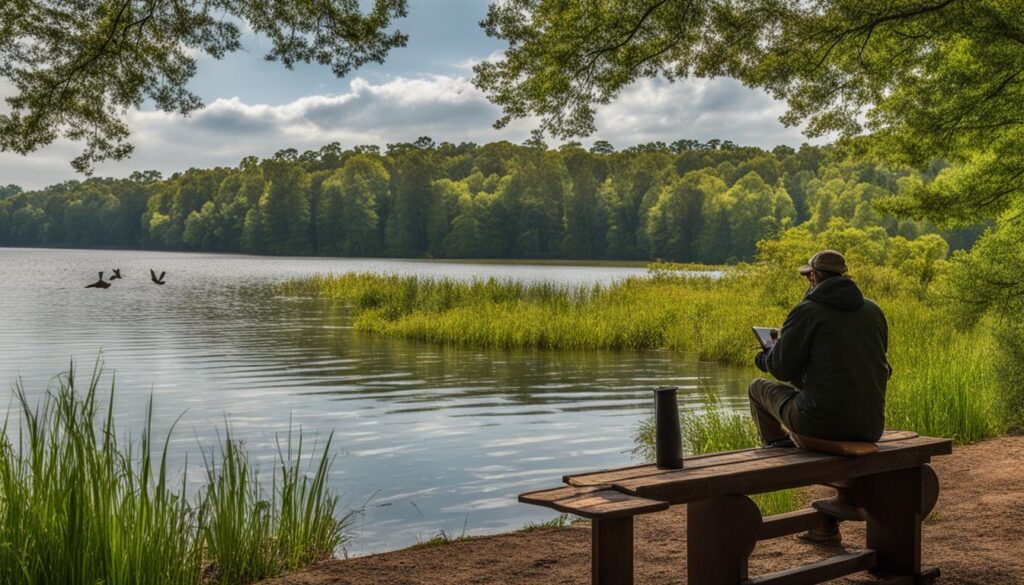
[654,386,683,469]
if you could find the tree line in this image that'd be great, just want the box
[0,138,978,263]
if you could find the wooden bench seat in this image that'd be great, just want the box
[565,431,948,504]
[518,485,668,519]
[790,433,880,456]
[520,429,952,585]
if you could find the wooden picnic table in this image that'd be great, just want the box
[520,430,952,585]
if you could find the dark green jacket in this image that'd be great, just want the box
[762,277,890,442]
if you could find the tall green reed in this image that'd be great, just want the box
[0,364,202,585]
[0,364,348,585]
[202,425,349,584]
[884,304,1002,442]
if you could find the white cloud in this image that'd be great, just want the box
[452,50,505,70]
[594,77,811,149]
[0,75,818,190]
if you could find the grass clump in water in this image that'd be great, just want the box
[280,271,770,363]
[0,363,348,585]
[633,387,801,516]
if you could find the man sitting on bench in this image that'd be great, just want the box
[749,250,892,543]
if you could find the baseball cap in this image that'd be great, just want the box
[798,250,848,275]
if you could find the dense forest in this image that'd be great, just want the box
[0,138,979,262]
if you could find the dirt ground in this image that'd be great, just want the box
[262,437,1024,585]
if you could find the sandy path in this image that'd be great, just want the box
[263,437,1024,585]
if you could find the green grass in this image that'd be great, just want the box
[0,364,348,585]
[279,271,780,365]
[281,266,1007,443]
[201,426,349,584]
[521,513,582,532]
[633,387,801,516]
[0,364,203,585]
[409,527,473,550]
[422,258,652,268]
[883,305,1002,443]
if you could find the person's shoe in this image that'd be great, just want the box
[812,497,867,522]
[798,525,843,546]
[765,438,796,449]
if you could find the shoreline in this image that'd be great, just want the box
[0,245,657,268]
[260,435,1024,584]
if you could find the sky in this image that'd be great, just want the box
[0,0,818,190]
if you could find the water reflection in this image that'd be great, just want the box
[0,248,752,554]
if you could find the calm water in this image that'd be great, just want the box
[0,247,751,555]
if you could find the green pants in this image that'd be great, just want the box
[747,378,803,446]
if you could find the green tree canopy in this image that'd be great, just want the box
[0,0,408,172]
[319,154,389,256]
[0,138,971,262]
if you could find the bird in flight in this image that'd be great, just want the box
[150,269,166,285]
[109,268,122,280]
[85,272,111,289]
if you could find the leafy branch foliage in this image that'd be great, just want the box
[475,0,1024,224]
[0,0,408,173]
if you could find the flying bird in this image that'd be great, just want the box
[85,272,111,289]
[109,268,122,280]
[150,269,166,285]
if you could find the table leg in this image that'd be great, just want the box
[687,494,761,585]
[592,517,633,585]
[851,466,927,576]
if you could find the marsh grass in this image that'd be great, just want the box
[202,427,349,584]
[884,305,1002,443]
[280,271,777,364]
[284,268,1006,442]
[0,364,347,585]
[0,365,203,585]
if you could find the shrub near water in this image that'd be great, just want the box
[0,365,347,585]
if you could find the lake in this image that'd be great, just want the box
[0,247,752,555]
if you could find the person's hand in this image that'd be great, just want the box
[754,350,769,373]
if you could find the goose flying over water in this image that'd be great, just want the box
[85,272,111,289]
[109,268,122,280]
[150,269,166,285]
